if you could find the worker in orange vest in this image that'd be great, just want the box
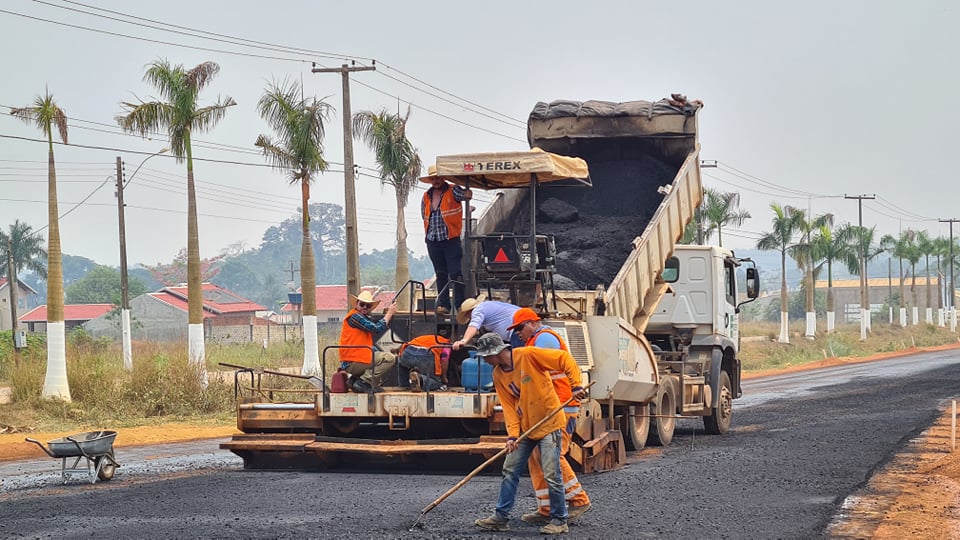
[420,165,472,317]
[507,307,592,524]
[339,290,397,393]
[396,329,451,392]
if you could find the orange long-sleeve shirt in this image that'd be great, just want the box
[492,347,582,441]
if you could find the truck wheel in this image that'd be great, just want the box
[703,370,733,435]
[647,380,676,446]
[621,404,650,451]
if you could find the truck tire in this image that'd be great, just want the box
[621,404,650,451]
[703,370,733,435]
[647,380,676,446]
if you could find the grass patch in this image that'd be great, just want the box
[740,320,960,372]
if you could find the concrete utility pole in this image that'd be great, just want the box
[941,218,959,311]
[6,236,20,365]
[312,61,376,300]
[845,194,875,340]
[117,149,168,370]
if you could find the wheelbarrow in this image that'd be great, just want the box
[25,430,120,484]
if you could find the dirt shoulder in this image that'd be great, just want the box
[0,423,239,462]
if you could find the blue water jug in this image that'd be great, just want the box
[461,350,494,391]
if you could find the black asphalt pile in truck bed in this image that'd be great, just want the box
[535,155,676,290]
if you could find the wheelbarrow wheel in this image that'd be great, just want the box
[95,456,116,481]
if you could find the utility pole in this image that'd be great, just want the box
[845,194,875,339]
[6,236,20,365]
[698,160,717,245]
[116,157,132,371]
[941,218,959,311]
[312,61,376,300]
[117,149,168,370]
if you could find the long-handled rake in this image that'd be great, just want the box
[409,381,595,531]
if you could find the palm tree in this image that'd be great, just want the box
[756,203,803,343]
[916,231,935,323]
[811,223,858,332]
[851,225,885,333]
[255,80,332,375]
[352,107,421,309]
[933,236,951,313]
[790,210,833,338]
[10,92,71,400]
[883,230,920,325]
[701,188,751,247]
[0,220,48,279]
[117,59,235,376]
[0,220,47,366]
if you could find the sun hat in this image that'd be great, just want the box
[456,298,481,324]
[351,290,381,310]
[475,332,510,357]
[507,307,540,331]
[419,164,445,183]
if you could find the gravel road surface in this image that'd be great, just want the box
[2,349,958,539]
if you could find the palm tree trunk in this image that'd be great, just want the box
[41,140,70,400]
[826,261,835,332]
[804,264,815,338]
[184,133,207,384]
[779,250,789,343]
[910,266,919,325]
[395,189,410,311]
[300,179,320,374]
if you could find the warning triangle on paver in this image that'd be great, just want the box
[494,248,511,263]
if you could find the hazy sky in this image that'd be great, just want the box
[2,0,958,273]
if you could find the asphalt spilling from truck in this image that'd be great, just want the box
[534,156,675,289]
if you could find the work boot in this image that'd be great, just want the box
[521,511,551,525]
[474,515,510,532]
[350,377,373,393]
[409,372,422,393]
[567,503,591,522]
[435,305,451,316]
[539,519,568,535]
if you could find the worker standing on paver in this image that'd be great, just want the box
[507,308,592,524]
[472,332,586,535]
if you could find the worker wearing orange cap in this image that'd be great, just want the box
[507,308,591,524]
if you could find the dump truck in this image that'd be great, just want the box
[221,96,759,472]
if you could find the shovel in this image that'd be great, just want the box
[409,380,595,531]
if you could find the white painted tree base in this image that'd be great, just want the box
[302,315,320,375]
[899,308,907,327]
[189,323,208,388]
[805,312,816,339]
[925,308,933,325]
[122,309,132,371]
[826,311,835,332]
[938,308,945,327]
[42,321,71,401]
[778,313,790,343]
[912,307,919,325]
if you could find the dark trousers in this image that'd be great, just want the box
[426,238,465,310]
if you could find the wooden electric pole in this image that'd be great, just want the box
[311,61,376,300]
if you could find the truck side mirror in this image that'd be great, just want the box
[745,267,759,299]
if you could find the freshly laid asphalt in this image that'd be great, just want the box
[1,348,958,539]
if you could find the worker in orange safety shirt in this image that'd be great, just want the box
[507,308,591,525]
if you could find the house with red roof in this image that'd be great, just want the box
[19,303,115,333]
[82,283,268,343]
[0,277,37,331]
[278,285,395,325]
